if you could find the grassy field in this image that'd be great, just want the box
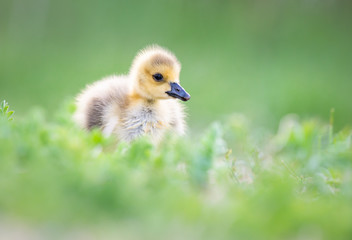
[1,0,352,239]
[0,101,351,239]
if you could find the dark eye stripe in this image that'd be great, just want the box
[152,73,164,82]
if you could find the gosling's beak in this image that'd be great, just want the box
[166,82,191,101]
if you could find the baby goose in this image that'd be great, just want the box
[74,45,191,143]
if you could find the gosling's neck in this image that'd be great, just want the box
[129,90,158,107]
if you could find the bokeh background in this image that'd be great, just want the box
[1,0,352,130]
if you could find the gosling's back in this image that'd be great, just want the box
[74,75,128,130]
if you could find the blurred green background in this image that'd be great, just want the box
[1,0,352,129]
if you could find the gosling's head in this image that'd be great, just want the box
[129,45,191,102]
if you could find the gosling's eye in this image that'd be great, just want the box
[152,73,164,82]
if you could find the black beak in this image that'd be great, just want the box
[166,82,191,101]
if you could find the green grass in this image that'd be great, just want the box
[1,101,351,239]
[1,2,352,237]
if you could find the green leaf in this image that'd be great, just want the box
[0,100,15,121]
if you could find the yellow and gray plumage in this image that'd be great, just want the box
[74,45,190,143]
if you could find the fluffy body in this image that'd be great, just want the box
[74,46,188,143]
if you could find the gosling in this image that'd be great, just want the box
[74,45,191,143]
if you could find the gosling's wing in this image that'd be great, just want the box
[74,75,130,132]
